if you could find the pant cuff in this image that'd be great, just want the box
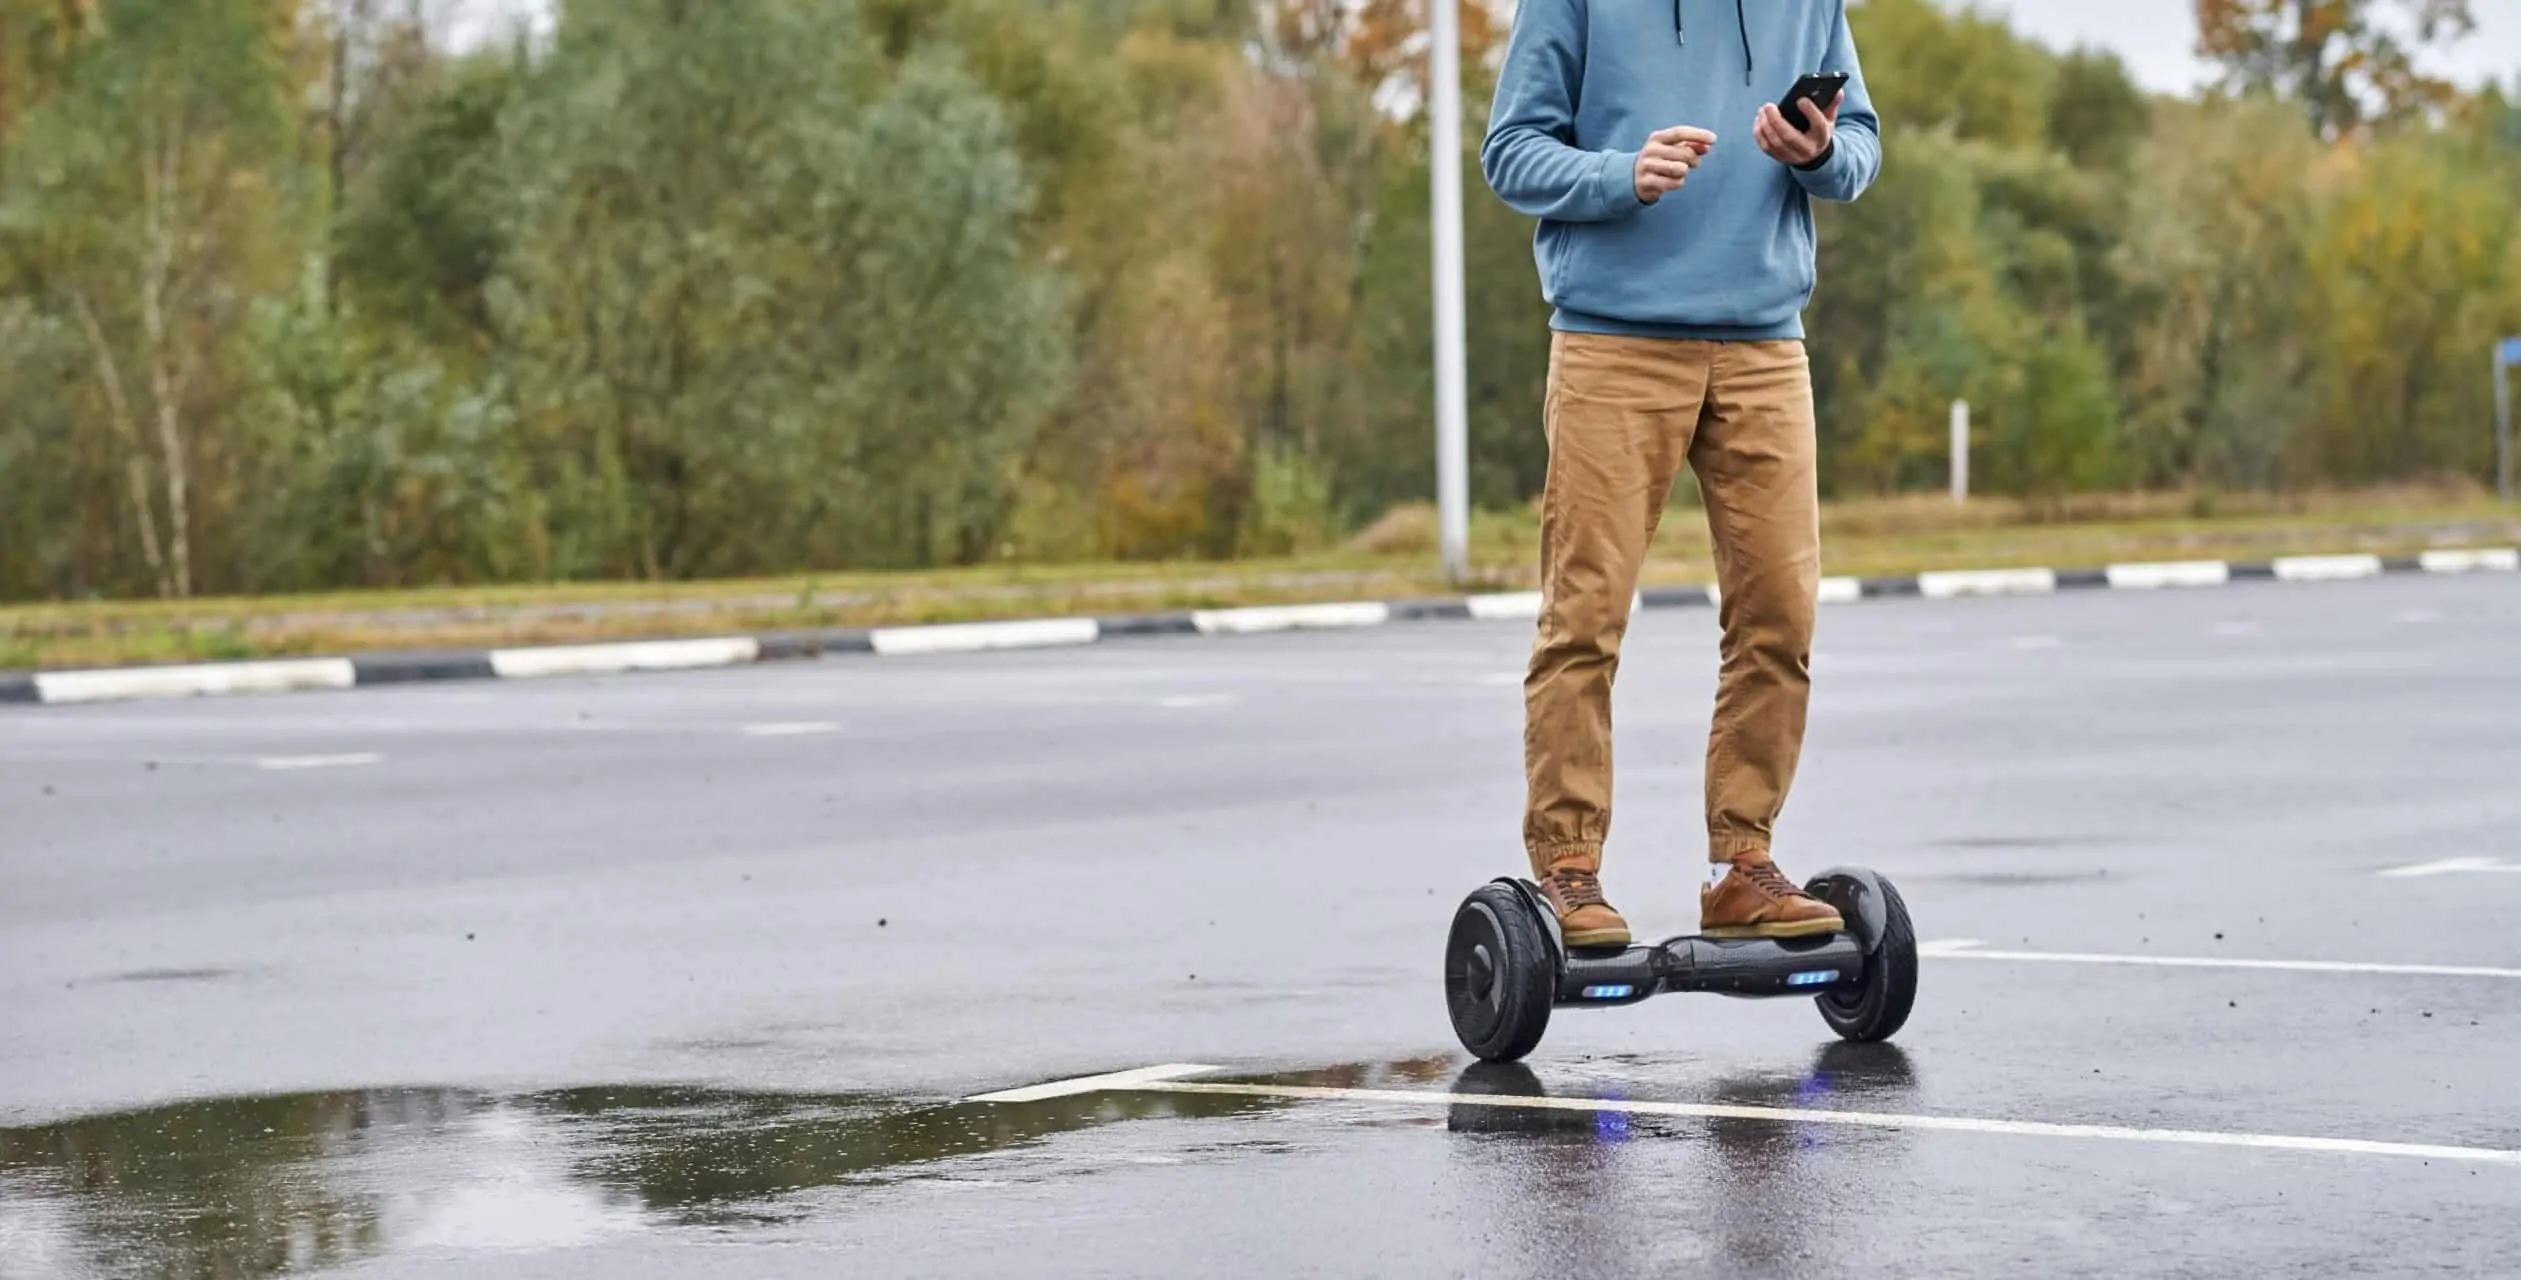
[1708,835,1770,863]
[1526,842,1603,872]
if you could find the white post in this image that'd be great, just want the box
[1949,399,1970,504]
[1430,0,1471,582]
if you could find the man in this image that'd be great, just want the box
[1481,0,1880,947]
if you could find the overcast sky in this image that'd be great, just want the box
[438,0,2520,95]
[1967,0,2517,93]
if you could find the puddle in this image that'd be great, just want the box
[0,1047,1921,1276]
[0,1081,1280,1277]
[1437,1042,1920,1141]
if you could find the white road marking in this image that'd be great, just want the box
[2274,553,2383,582]
[1817,577,1863,605]
[869,618,1099,657]
[1158,694,1239,709]
[1191,602,1391,635]
[2377,857,2521,879]
[1920,938,2521,979]
[741,721,839,737]
[965,1063,1221,1104]
[254,753,382,771]
[2420,547,2518,574]
[2393,608,2442,624]
[1478,672,1525,687]
[36,659,357,705]
[490,637,759,679]
[1919,567,2058,599]
[974,1068,2521,1168]
[2007,635,2064,651]
[1466,592,1543,621]
[2210,620,2263,638]
[1148,1082,2521,1167]
[2105,560,2230,590]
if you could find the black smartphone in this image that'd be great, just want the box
[1779,72,1849,131]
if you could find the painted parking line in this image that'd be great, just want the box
[971,1066,2521,1167]
[1920,938,2521,980]
[1157,694,1240,709]
[253,753,383,771]
[2376,857,2521,879]
[968,1064,1221,1103]
[741,721,840,737]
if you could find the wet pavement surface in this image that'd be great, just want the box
[5,573,2519,1276]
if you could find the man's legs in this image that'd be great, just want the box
[1523,332,1707,946]
[1688,340,1841,937]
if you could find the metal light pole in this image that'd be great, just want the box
[1430,0,1471,582]
[2496,337,2517,505]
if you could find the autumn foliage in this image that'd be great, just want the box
[0,0,2514,601]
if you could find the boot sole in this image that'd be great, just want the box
[1561,925,1632,948]
[1700,916,1844,940]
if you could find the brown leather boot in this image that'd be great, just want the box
[1700,852,1844,938]
[1535,859,1632,949]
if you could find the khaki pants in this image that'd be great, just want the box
[1524,332,1821,873]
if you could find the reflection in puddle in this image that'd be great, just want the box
[1436,1044,1923,1276]
[0,1080,1281,1277]
[0,1048,1919,1277]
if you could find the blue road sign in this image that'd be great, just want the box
[2501,337,2521,367]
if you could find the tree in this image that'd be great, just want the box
[488,0,1065,577]
[2297,131,2518,482]
[2046,48,2151,171]
[0,0,299,597]
[2197,0,2478,137]
[2116,98,2325,486]
[1282,0,1500,108]
[1849,0,2056,151]
[0,0,98,143]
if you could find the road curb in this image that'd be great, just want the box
[5,547,2512,707]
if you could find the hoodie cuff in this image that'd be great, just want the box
[1789,139,1845,196]
[1595,149,1647,219]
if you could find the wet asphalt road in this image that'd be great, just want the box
[3,572,2519,1277]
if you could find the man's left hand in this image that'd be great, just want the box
[1755,92,1840,168]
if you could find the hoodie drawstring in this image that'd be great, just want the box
[1673,0,1758,86]
[1737,0,1753,85]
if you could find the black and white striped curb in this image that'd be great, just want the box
[3,547,2511,707]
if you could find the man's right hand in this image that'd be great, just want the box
[1633,126,1716,205]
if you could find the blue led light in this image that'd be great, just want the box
[1785,969,1841,987]
[1581,984,1635,1000]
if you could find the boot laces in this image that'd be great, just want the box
[1545,867,1607,908]
[1737,859,1805,900]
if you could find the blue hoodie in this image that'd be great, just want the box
[1481,0,1881,341]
